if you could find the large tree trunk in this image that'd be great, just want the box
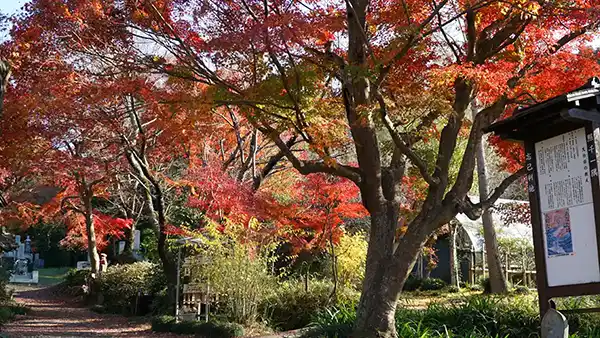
[0,59,11,118]
[83,195,100,274]
[475,129,507,293]
[328,227,338,303]
[121,204,135,255]
[353,204,426,337]
[124,223,135,255]
[149,176,177,305]
[142,179,176,301]
[126,152,177,305]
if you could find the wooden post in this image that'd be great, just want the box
[469,251,475,284]
[482,249,487,279]
[175,247,182,323]
[206,282,210,322]
[505,251,510,283]
[522,247,528,287]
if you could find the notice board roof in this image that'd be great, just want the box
[485,77,600,141]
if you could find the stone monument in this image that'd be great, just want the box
[8,237,38,284]
[541,308,568,338]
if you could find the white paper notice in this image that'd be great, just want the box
[535,127,600,286]
[536,128,592,212]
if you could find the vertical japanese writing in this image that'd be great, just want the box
[526,151,536,194]
[587,131,598,185]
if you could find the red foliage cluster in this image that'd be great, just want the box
[0,0,598,260]
[60,211,132,251]
[276,174,367,251]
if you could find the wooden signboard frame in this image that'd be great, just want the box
[486,77,600,317]
[525,123,600,315]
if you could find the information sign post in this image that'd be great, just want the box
[486,77,600,316]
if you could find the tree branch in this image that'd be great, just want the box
[267,129,362,184]
[60,195,85,215]
[253,135,298,190]
[377,94,438,186]
[460,167,526,220]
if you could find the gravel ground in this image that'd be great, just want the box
[0,285,191,338]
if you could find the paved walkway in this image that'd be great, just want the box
[1,285,188,338]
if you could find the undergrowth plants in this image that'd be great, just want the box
[305,294,600,338]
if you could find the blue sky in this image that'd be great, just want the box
[0,0,26,16]
[0,0,596,47]
[0,0,25,41]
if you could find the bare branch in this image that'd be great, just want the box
[266,129,362,184]
[377,94,439,186]
[253,135,298,190]
[460,167,526,220]
[60,195,84,215]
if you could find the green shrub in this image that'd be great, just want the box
[187,221,282,324]
[149,288,171,315]
[308,295,544,337]
[56,269,87,298]
[151,315,176,332]
[0,266,13,302]
[97,262,165,315]
[469,284,484,292]
[307,293,600,337]
[513,286,530,295]
[260,279,359,331]
[0,303,29,327]
[403,275,422,291]
[63,268,90,287]
[7,304,29,316]
[420,278,447,291]
[444,285,460,293]
[478,277,491,294]
[0,306,16,323]
[151,316,243,337]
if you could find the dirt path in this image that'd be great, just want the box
[1,285,188,338]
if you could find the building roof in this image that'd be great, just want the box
[485,77,600,141]
[456,197,531,252]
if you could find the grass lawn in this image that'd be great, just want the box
[37,267,70,286]
[398,290,488,309]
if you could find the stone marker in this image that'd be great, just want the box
[133,230,141,251]
[17,243,25,259]
[24,235,31,253]
[541,308,568,338]
[77,261,91,270]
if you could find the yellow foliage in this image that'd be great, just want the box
[334,231,368,289]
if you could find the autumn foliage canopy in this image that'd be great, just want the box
[0,0,598,331]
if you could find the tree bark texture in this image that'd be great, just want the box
[449,223,460,288]
[126,151,177,305]
[83,193,100,274]
[0,59,11,118]
[475,129,508,293]
[122,205,135,255]
[124,223,135,254]
[354,204,427,337]
[256,2,527,336]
